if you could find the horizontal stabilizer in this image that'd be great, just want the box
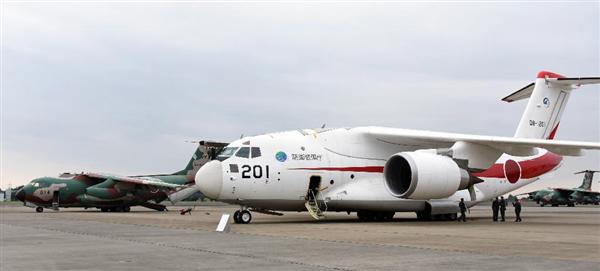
[502,83,534,102]
[502,76,600,103]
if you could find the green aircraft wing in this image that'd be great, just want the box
[83,173,184,188]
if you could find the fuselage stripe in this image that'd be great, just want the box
[289,152,562,180]
[289,166,384,173]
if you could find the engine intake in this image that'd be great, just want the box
[384,152,471,200]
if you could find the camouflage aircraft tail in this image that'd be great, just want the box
[574,170,599,191]
[172,141,228,179]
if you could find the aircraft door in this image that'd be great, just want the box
[306,175,322,201]
[52,190,60,210]
[305,175,326,219]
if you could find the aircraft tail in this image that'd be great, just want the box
[502,71,600,139]
[575,170,599,191]
[172,141,228,179]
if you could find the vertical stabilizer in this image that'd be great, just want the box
[575,170,599,191]
[512,71,570,139]
[502,71,600,139]
[172,146,210,177]
[173,141,228,179]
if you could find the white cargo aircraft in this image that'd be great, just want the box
[196,71,600,224]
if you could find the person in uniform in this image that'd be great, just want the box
[492,197,499,221]
[458,198,467,222]
[500,196,507,222]
[513,198,522,222]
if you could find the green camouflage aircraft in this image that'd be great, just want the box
[15,142,226,212]
[523,170,600,207]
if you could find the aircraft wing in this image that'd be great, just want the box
[365,127,600,169]
[516,192,536,197]
[82,173,183,188]
[368,127,600,156]
[555,188,600,197]
[552,188,577,197]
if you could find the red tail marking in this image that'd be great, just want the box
[547,123,560,140]
[537,71,565,79]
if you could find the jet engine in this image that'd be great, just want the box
[86,179,127,199]
[383,152,473,200]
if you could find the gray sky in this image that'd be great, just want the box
[2,2,599,195]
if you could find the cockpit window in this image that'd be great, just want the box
[217,147,239,161]
[32,182,40,187]
[235,147,250,158]
[251,147,261,158]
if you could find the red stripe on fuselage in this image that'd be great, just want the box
[473,152,562,179]
[292,152,562,180]
[289,166,384,173]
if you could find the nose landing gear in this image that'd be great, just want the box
[233,209,252,224]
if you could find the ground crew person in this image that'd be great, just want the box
[513,198,522,222]
[458,198,467,222]
[492,197,499,221]
[500,196,507,222]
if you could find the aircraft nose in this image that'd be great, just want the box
[15,189,25,202]
[195,160,223,199]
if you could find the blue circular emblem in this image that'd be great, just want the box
[543,97,550,106]
[275,151,287,162]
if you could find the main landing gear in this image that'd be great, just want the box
[100,206,131,212]
[36,207,44,213]
[356,211,395,222]
[233,210,252,224]
[416,211,457,221]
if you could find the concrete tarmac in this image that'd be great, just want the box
[1,204,599,270]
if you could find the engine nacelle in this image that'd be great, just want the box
[85,178,127,199]
[383,152,471,200]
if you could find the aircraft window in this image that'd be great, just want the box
[32,182,40,187]
[217,147,239,161]
[251,147,261,158]
[229,164,239,173]
[235,147,250,158]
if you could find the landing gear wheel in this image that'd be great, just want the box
[122,206,131,212]
[416,211,431,221]
[356,211,364,221]
[382,212,395,221]
[239,210,252,224]
[233,210,241,224]
[36,207,44,213]
[101,208,108,212]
